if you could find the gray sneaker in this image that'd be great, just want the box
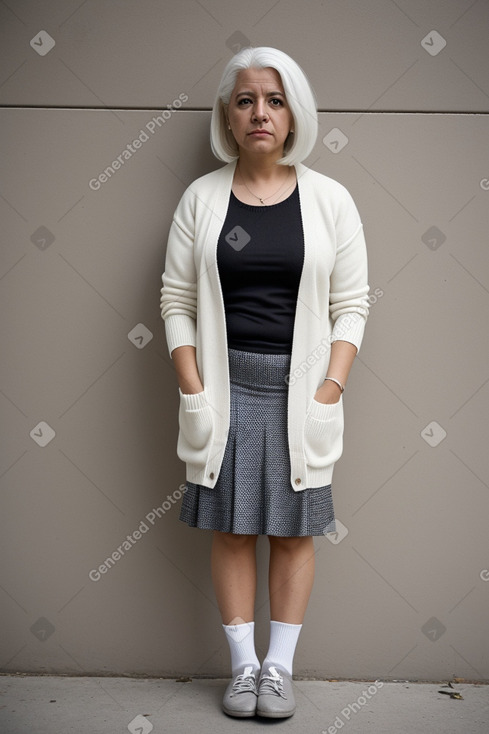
[256,665,296,718]
[222,665,259,718]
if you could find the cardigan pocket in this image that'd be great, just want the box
[303,396,344,469]
[176,388,214,467]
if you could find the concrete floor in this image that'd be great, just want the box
[0,675,488,733]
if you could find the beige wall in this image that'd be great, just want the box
[1,0,488,680]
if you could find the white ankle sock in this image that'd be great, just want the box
[222,620,260,675]
[261,620,302,676]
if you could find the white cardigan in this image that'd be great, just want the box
[160,160,369,491]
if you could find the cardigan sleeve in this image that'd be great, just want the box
[160,188,198,356]
[329,188,370,352]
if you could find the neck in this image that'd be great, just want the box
[237,153,290,183]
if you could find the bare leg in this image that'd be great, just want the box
[267,536,316,623]
[211,530,259,624]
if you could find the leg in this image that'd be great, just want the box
[267,535,316,623]
[256,536,316,719]
[212,531,261,718]
[211,530,259,623]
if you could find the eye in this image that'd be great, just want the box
[237,97,252,105]
[269,98,284,106]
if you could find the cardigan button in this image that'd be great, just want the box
[294,477,302,485]
[209,472,215,480]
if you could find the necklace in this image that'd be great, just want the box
[237,163,293,205]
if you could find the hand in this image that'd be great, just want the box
[179,378,204,395]
[179,385,204,395]
[313,380,342,405]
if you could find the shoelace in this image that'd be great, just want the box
[230,670,257,697]
[258,669,287,699]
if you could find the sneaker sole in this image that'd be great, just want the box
[256,707,296,718]
[222,705,256,718]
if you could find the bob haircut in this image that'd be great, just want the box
[210,47,318,166]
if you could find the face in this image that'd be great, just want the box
[226,67,294,161]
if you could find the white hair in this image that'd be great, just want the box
[210,47,318,166]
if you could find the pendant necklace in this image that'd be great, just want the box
[237,163,293,205]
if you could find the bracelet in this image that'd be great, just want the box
[324,377,344,393]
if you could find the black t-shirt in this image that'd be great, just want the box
[217,185,305,354]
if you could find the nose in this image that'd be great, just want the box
[252,100,269,122]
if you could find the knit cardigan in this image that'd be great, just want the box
[160,160,369,491]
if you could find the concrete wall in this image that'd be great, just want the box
[1,0,488,680]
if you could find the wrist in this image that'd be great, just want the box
[323,376,344,393]
[314,380,342,404]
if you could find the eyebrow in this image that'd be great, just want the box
[235,90,285,98]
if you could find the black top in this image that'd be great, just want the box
[217,185,305,354]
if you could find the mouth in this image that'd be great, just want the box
[248,129,272,136]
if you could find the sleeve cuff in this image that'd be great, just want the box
[331,312,367,353]
[164,314,197,356]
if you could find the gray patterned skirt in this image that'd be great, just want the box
[179,348,336,536]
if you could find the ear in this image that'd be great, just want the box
[222,102,231,130]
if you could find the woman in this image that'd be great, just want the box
[160,46,369,719]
